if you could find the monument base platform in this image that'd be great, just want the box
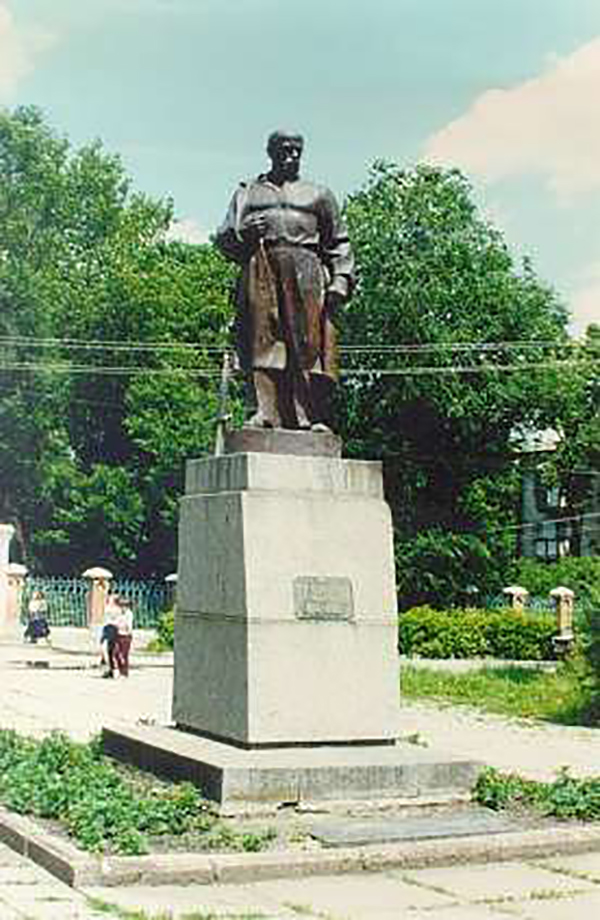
[102,722,482,812]
[224,427,342,458]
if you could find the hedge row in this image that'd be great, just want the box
[398,605,557,660]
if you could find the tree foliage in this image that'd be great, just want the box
[0,107,236,575]
[339,163,575,606]
[1,116,594,594]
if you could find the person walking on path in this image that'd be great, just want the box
[113,595,133,677]
[24,590,51,645]
[100,592,120,678]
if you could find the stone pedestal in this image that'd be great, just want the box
[172,445,399,748]
[105,433,481,809]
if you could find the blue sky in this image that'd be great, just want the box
[2,0,600,333]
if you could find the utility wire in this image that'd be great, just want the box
[0,335,597,354]
[0,336,224,352]
[342,360,598,377]
[0,362,221,378]
[486,511,600,535]
[0,357,597,378]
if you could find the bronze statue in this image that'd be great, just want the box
[215,131,354,431]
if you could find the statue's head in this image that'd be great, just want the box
[266,130,304,181]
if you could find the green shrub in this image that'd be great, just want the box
[582,605,600,720]
[512,557,600,603]
[398,605,557,660]
[157,609,175,648]
[0,730,272,855]
[475,766,600,821]
[147,609,175,651]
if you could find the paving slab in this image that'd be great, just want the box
[0,841,102,920]
[86,872,458,919]
[308,806,520,847]
[391,907,521,920]
[400,861,598,901]
[502,889,600,920]
[85,882,301,918]
[534,850,600,881]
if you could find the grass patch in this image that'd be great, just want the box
[0,729,274,856]
[475,766,600,821]
[400,662,596,724]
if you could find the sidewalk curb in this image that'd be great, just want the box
[2,805,600,889]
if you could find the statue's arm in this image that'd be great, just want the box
[318,189,355,303]
[215,186,249,264]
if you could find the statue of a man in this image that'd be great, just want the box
[215,131,354,431]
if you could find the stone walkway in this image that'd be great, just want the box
[0,842,100,919]
[83,852,600,919]
[0,640,599,918]
[399,699,600,781]
[0,835,598,919]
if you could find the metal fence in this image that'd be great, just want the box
[20,576,169,629]
[21,576,88,627]
[111,578,170,628]
[483,594,555,614]
[482,593,594,630]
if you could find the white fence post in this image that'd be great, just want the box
[0,525,15,638]
[502,585,529,611]
[550,586,575,656]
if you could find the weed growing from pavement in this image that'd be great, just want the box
[400,661,597,725]
[88,901,271,919]
[474,766,600,821]
[0,729,274,856]
[89,900,272,919]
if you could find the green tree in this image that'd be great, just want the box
[551,325,600,555]
[339,163,573,606]
[0,107,237,574]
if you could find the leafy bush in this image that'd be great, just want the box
[512,557,600,603]
[0,730,270,855]
[582,606,600,721]
[147,609,175,651]
[157,609,175,648]
[398,605,557,660]
[474,766,600,821]
[395,531,508,611]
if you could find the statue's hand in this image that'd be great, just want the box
[240,213,268,244]
[325,290,344,316]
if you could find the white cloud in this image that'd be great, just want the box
[166,218,209,245]
[0,4,54,100]
[424,38,600,203]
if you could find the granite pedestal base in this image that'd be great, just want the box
[172,448,400,748]
[151,433,484,809]
[102,722,482,811]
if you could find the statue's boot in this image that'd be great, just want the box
[309,374,334,432]
[249,370,281,428]
[292,369,313,430]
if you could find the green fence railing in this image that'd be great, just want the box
[110,578,170,628]
[21,576,170,629]
[21,576,88,627]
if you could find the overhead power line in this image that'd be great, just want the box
[0,335,224,353]
[487,510,600,535]
[0,335,598,355]
[0,361,221,378]
[342,359,599,377]
[0,357,597,379]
